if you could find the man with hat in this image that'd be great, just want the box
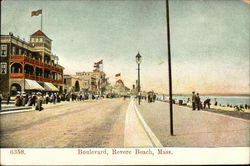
[192,91,196,111]
[196,93,201,111]
[0,91,3,110]
[36,92,44,111]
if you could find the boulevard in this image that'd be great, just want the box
[0,98,249,148]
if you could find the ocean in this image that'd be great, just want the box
[157,95,250,106]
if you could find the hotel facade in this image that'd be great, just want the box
[63,70,108,95]
[0,30,64,97]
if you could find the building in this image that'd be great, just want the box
[0,30,64,97]
[63,70,108,95]
[113,79,130,96]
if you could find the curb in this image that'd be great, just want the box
[133,101,163,147]
[0,107,32,114]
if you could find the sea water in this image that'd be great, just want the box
[158,95,250,106]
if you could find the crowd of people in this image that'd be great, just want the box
[13,92,103,111]
[191,91,214,110]
[192,91,203,111]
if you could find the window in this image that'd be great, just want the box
[18,48,22,55]
[12,47,16,54]
[1,45,7,57]
[0,62,7,74]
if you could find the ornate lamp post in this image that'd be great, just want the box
[136,52,142,105]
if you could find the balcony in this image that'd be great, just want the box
[11,54,63,74]
[24,74,36,80]
[10,73,24,78]
[10,73,63,85]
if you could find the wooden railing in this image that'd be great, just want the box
[10,73,63,84]
[10,54,63,74]
[10,73,24,78]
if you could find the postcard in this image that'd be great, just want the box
[0,0,249,165]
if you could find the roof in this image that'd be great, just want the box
[31,30,51,40]
[116,79,124,84]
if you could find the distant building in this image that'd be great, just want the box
[113,79,130,95]
[0,30,64,97]
[63,70,108,95]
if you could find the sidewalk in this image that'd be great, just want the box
[124,99,163,147]
[136,100,249,147]
[0,99,108,115]
[0,102,32,113]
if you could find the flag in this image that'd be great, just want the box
[94,62,99,68]
[115,73,121,77]
[31,9,42,16]
[97,60,103,64]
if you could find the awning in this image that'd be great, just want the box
[44,82,59,92]
[25,79,45,91]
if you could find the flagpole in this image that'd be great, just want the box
[101,60,103,72]
[41,10,43,31]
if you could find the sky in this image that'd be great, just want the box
[1,0,249,94]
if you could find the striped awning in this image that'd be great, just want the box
[44,82,59,92]
[25,79,45,91]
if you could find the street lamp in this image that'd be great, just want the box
[136,52,142,105]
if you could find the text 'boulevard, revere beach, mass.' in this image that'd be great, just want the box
[77,148,173,156]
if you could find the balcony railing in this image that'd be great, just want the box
[10,73,63,84]
[24,74,36,80]
[10,73,24,78]
[10,54,63,74]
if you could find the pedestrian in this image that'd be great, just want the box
[26,94,32,106]
[15,94,21,106]
[20,94,24,106]
[6,93,10,105]
[45,93,49,104]
[153,94,156,102]
[52,93,56,104]
[214,98,218,106]
[25,93,29,105]
[22,92,26,106]
[36,92,44,111]
[0,91,3,110]
[31,93,36,106]
[203,98,211,109]
[57,94,61,103]
[196,93,201,110]
[192,91,196,111]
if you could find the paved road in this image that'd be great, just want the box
[0,99,129,148]
[136,100,250,147]
[1,98,249,148]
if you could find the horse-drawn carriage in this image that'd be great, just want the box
[147,91,156,103]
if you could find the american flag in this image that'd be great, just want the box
[31,9,42,16]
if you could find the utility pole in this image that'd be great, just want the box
[166,0,174,136]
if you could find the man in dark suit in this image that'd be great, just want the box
[196,93,201,110]
[192,91,196,111]
[0,91,3,110]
